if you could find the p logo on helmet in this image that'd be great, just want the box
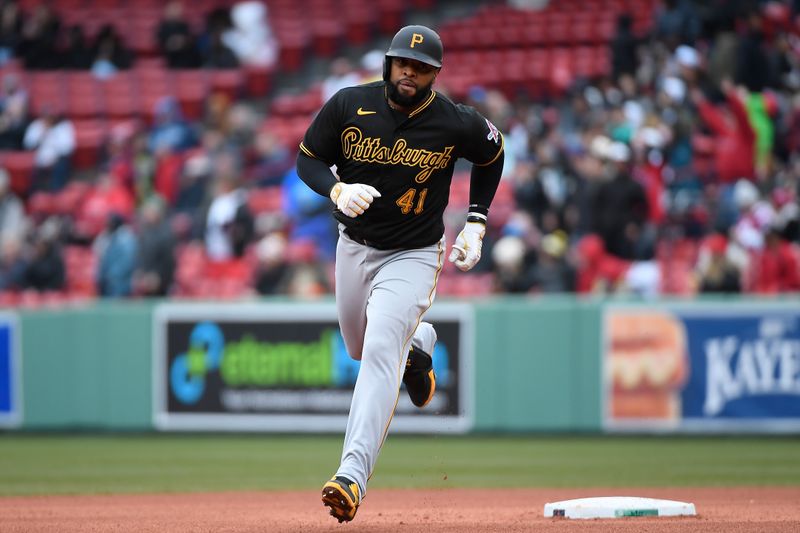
[383,25,443,81]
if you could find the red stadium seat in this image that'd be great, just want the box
[0,151,35,196]
[208,69,244,101]
[248,186,283,215]
[173,70,208,121]
[72,120,107,170]
[243,66,274,98]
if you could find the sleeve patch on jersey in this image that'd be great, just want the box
[485,118,501,144]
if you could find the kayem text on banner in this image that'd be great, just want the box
[604,303,800,433]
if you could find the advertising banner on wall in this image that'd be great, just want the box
[604,303,800,433]
[0,313,21,428]
[153,302,474,433]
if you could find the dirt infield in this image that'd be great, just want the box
[2,487,798,532]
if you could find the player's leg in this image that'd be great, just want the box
[323,227,374,523]
[404,321,438,407]
[335,238,444,499]
[333,226,371,360]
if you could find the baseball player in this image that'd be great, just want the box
[296,24,504,523]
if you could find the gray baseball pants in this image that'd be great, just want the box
[334,225,444,499]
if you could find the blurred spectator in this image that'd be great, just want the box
[321,58,360,102]
[203,26,239,69]
[135,195,175,289]
[0,0,23,65]
[60,25,92,70]
[573,234,630,294]
[204,154,252,261]
[77,172,136,240]
[282,167,337,262]
[705,7,739,93]
[771,187,799,243]
[253,232,290,295]
[672,44,702,90]
[691,80,755,184]
[157,1,200,69]
[735,7,776,93]
[611,13,639,83]
[745,90,777,179]
[730,179,774,251]
[203,92,232,132]
[620,240,661,298]
[225,102,259,151]
[589,138,650,260]
[25,219,64,291]
[148,96,197,154]
[250,130,293,187]
[175,150,211,219]
[23,105,75,192]
[753,226,800,294]
[696,233,742,293]
[102,121,137,193]
[222,1,277,68]
[133,195,175,296]
[95,212,138,297]
[653,0,700,48]
[131,129,157,202]
[19,4,61,70]
[359,49,384,83]
[531,231,575,293]
[0,72,28,149]
[0,235,26,290]
[284,262,329,299]
[0,167,27,249]
[513,140,571,234]
[631,124,670,226]
[90,24,133,79]
[491,234,536,293]
[175,150,210,215]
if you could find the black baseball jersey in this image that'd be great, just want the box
[299,81,504,250]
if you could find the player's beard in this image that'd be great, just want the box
[387,78,433,109]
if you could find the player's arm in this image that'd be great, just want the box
[449,152,504,271]
[449,108,505,271]
[296,90,380,218]
[296,151,381,218]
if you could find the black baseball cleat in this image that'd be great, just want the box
[322,476,361,523]
[403,346,436,408]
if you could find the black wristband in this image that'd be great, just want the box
[467,212,487,225]
[468,204,489,217]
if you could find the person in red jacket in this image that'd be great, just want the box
[574,234,630,294]
[691,79,756,184]
[753,227,800,294]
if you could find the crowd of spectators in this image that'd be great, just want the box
[0,0,799,304]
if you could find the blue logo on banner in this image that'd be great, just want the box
[0,324,11,414]
[681,312,800,419]
[0,318,19,426]
[170,322,225,404]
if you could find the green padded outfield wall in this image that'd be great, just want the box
[19,303,153,430]
[15,299,603,431]
[472,297,603,432]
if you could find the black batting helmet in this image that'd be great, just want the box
[383,25,443,80]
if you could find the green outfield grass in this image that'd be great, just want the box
[0,434,798,496]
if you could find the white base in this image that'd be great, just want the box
[544,496,696,519]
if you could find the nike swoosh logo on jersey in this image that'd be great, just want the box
[357,107,377,115]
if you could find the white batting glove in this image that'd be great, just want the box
[330,182,381,218]
[448,221,486,271]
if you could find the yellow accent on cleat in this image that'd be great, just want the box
[322,476,361,523]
